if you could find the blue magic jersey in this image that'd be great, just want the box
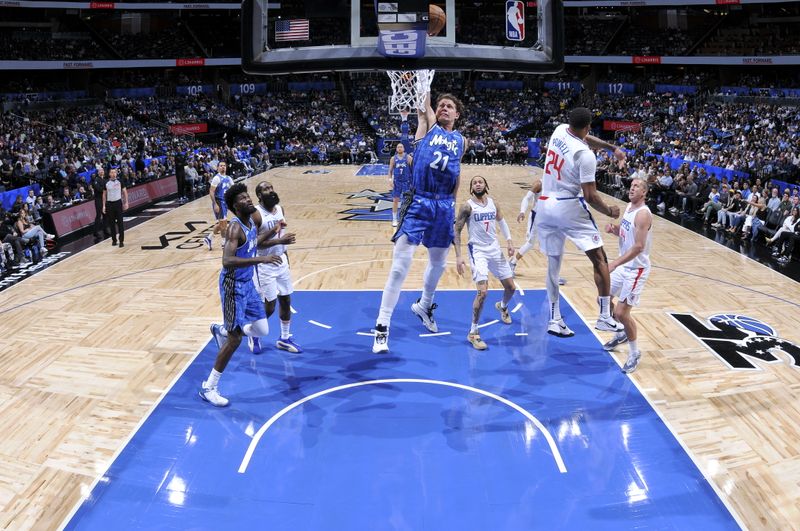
[412,124,464,196]
[213,173,234,204]
[222,216,258,283]
[393,154,410,181]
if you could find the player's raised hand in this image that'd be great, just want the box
[613,147,627,169]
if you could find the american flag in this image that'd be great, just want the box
[275,19,309,42]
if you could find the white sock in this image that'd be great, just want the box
[628,339,639,355]
[550,301,562,322]
[392,212,398,222]
[598,296,611,318]
[419,292,434,309]
[470,322,479,334]
[280,320,291,340]
[219,326,228,337]
[499,300,508,309]
[206,368,222,388]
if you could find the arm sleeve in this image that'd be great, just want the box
[499,218,512,240]
[519,190,534,213]
[577,151,597,184]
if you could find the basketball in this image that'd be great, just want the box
[428,4,446,36]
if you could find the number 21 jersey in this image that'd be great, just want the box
[412,124,464,196]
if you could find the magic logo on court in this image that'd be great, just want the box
[339,189,393,222]
[670,312,800,370]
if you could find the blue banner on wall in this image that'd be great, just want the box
[109,87,156,98]
[543,81,582,94]
[721,86,800,97]
[176,84,215,96]
[597,82,636,95]
[475,80,524,91]
[287,81,335,91]
[229,82,268,96]
[0,184,42,211]
[654,84,697,94]
[0,90,86,102]
[527,138,541,160]
[646,152,749,181]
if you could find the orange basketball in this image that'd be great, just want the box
[428,4,446,36]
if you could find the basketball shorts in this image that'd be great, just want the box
[254,254,293,302]
[468,244,513,283]
[219,275,266,332]
[610,266,649,307]
[392,178,411,199]
[213,201,228,221]
[393,193,455,248]
[536,197,603,255]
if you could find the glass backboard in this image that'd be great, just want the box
[242,1,563,75]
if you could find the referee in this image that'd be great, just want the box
[102,168,129,247]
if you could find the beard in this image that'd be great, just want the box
[262,191,280,210]
[472,188,487,197]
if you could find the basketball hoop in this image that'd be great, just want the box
[387,69,435,114]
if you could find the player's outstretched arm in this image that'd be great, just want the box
[415,92,436,141]
[453,202,472,276]
[585,135,627,168]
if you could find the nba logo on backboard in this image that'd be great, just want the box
[505,1,525,42]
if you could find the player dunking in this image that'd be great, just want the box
[204,161,233,250]
[536,107,626,337]
[603,178,653,373]
[372,91,465,354]
[388,142,413,227]
[250,181,302,355]
[454,175,516,350]
[200,183,282,407]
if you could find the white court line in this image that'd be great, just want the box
[477,319,499,329]
[308,320,332,329]
[558,291,748,531]
[514,282,525,296]
[515,333,529,336]
[237,378,567,475]
[57,342,209,531]
[511,302,523,313]
[290,306,297,314]
[420,331,451,337]
[356,331,375,337]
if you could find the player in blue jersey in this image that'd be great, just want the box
[204,161,234,250]
[388,142,413,227]
[200,182,283,407]
[372,92,466,354]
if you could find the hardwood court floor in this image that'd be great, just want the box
[0,164,798,530]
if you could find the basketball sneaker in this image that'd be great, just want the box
[411,300,438,333]
[372,324,389,354]
[199,383,229,407]
[622,351,641,374]
[276,336,303,353]
[248,335,263,354]
[203,235,212,250]
[602,332,628,351]
[210,323,226,349]
[596,316,624,332]
[547,319,575,338]
[495,301,512,324]
[558,277,567,286]
[467,332,487,350]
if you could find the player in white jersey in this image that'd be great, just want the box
[250,181,302,354]
[509,176,566,285]
[536,107,627,338]
[603,178,653,373]
[454,176,516,350]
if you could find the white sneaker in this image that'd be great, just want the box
[558,277,567,286]
[411,300,438,332]
[210,323,226,349]
[622,351,641,373]
[596,316,624,332]
[547,319,575,338]
[199,383,229,407]
[602,332,628,351]
[495,301,512,324]
[203,235,212,250]
[391,219,398,227]
[372,324,389,354]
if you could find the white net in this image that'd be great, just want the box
[386,69,435,114]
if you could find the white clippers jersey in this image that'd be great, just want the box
[255,204,286,257]
[467,197,501,253]
[618,204,652,270]
[542,123,595,197]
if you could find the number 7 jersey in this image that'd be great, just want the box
[412,124,464,196]
[542,123,595,197]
